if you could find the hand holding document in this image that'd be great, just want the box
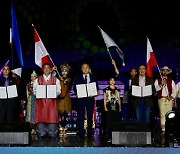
[36,85,57,98]
[132,85,152,97]
[76,82,97,98]
[0,85,18,99]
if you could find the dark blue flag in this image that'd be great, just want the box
[11,2,24,68]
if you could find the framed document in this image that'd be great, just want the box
[47,85,56,98]
[36,85,57,98]
[76,84,87,98]
[36,85,46,98]
[0,85,18,99]
[132,85,152,97]
[7,85,18,98]
[76,82,97,98]
[87,82,97,97]
[132,85,141,97]
[0,87,7,99]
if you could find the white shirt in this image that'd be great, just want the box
[139,76,145,87]
[176,82,180,98]
[154,78,176,98]
[33,74,61,97]
[83,73,90,84]
[129,79,132,90]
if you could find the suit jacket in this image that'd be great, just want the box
[73,74,99,102]
[131,76,155,107]
[0,76,17,86]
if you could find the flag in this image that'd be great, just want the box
[11,2,24,77]
[146,38,158,77]
[11,2,24,67]
[33,25,53,68]
[98,26,125,66]
[11,68,22,77]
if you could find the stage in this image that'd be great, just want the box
[1,128,180,154]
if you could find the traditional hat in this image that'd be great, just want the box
[60,63,71,73]
[31,70,37,77]
[160,66,172,74]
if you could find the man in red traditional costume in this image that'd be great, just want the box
[154,66,176,136]
[33,63,61,139]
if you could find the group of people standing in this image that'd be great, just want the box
[0,62,98,140]
[27,63,72,139]
[112,60,179,145]
[0,61,180,144]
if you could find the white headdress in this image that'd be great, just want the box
[31,70,37,77]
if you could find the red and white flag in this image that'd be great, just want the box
[33,25,53,68]
[146,38,158,77]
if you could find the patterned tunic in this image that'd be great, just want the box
[26,82,36,123]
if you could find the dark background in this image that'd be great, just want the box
[0,0,180,82]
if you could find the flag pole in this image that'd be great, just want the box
[107,48,113,60]
[9,28,14,69]
[48,55,61,78]
[157,65,162,78]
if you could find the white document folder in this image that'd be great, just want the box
[47,85,56,98]
[0,87,7,99]
[0,85,18,99]
[7,85,18,98]
[76,82,97,98]
[132,85,152,97]
[87,82,97,97]
[36,85,56,98]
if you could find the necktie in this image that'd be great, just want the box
[84,75,87,84]
[5,78,9,87]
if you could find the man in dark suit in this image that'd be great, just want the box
[0,66,17,122]
[131,65,155,123]
[73,63,99,139]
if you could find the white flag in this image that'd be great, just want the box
[98,26,125,66]
[11,67,22,77]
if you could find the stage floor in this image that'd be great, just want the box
[1,128,180,154]
[30,128,110,147]
[29,128,160,147]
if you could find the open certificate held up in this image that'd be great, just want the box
[0,85,18,99]
[36,85,57,98]
[132,85,152,97]
[76,82,97,98]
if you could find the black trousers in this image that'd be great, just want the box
[77,98,94,137]
[106,111,120,138]
[0,99,15,122]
